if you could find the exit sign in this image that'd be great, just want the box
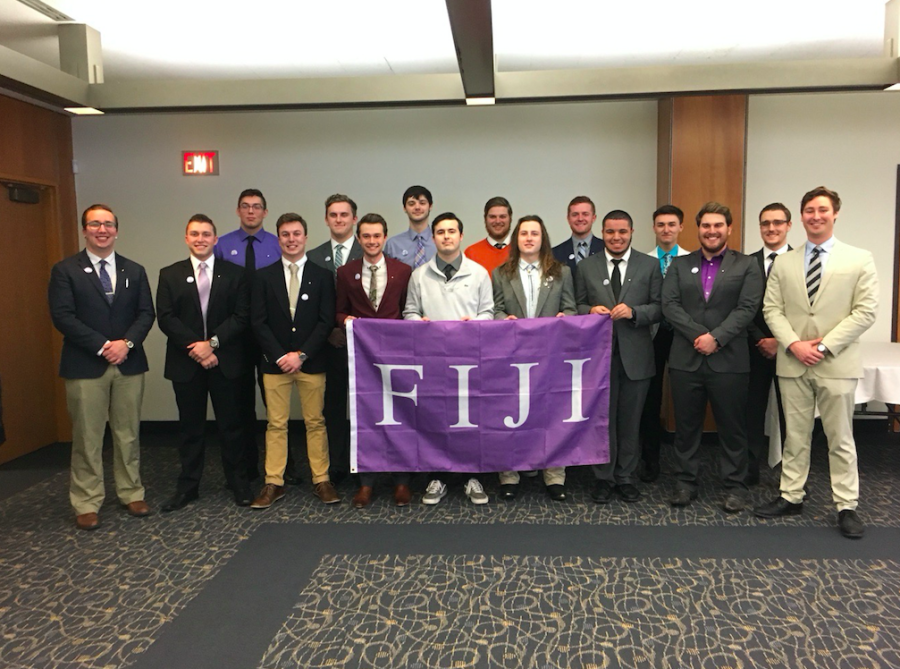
[182,151,219,176]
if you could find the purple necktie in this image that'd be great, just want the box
[198,261,210,338]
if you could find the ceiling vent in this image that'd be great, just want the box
[16,0,73,22]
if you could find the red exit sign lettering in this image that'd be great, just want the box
[182,151,219,176]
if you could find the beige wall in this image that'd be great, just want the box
[745,91,897,343]
[72,101,658,419]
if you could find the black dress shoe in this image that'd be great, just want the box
[639,461,660,483]
[499,484,518,500]
[669,487,697,507]
[234,487,253,507]
[546,484,567,501]
[162,490,199,513]
[617,484,641,503]
[838,510,865,539]
[721,493,745,514]
[590,480,614,504]
[754,497,803,519]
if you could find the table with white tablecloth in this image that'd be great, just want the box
[767,341,900,466]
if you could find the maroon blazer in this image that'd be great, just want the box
[336,256,412,324]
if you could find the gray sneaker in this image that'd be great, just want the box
[422,480,447,505]
[464,478,489,505]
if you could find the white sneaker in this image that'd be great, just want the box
[422,480,447,505]
[464,478,489,505]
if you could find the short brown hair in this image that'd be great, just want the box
[81,204,118,229]
[276,213,307,234]
[759,203,791,223]
[695,202,732,226]
[357,213,388,236]
[325,193,358,217]
[801,186,841,213]
[186,213,216,234]
[483,196,512,218]
[567,195,595,215]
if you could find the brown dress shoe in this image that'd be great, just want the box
[393,484,412,507]
[250,483,285,509]
[352,486,373,508]
[76,512,99,531]
[314,481,341,504]
[125,500,152,517]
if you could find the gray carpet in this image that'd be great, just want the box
[1,428,898,668]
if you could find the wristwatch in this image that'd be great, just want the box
[298,352,309,363]
[124,339,134,349]
[209,335,220,350]
[816,343,829,354]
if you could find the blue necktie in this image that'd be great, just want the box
[99,260,114,304]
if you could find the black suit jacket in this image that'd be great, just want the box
[306,239,364,277]
[552,236,604,275]
[251,258,335,375]
[747,247,791,343]
[48,250,155,379]
[662,249,763,374]
[156,258,250,382]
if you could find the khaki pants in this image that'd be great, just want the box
[779,370,859,511]
[66,366,145,515]
[263,371,329,485]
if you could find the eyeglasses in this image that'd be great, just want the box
[759,220,788,228]
[85,221,117,230]
[240,203,265,211]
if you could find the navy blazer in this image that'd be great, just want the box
[156,258,250,382]
[552,236,605,276]
[306,239,364,278]
[48,250,155,379]
[251,258,335,375]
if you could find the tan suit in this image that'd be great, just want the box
[763,239,878,510]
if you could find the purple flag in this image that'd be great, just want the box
[348,315,611,473]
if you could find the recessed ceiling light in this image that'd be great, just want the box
[466,97,495,106]
[64,107,105,115]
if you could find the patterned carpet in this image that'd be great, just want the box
[0,428,898,669]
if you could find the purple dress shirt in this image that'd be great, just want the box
[214,227,281,270]
[700,249,726,301]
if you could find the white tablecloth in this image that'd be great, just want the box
[767,341,900,466]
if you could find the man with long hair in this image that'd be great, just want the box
[493,215,576,501]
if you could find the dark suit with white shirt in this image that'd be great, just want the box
[575,250,662,485]
[307,238,363,480]
[552,236,604,277]
[156,257,251,496]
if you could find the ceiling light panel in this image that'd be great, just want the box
[45,0,459,79]
[493,0,887,72]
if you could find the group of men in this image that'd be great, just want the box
[48,184,877,540]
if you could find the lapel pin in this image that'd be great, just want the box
[691,267,699,274]
[186,276,194,283]
[230,249,238,255]
[325,256,331,262]
[301,293,309,301]
[125,278,129,289]
[402,250,409,256]
[355,273,361,280]
[603,279,610,285]
[569,254,575,260]
[84,267,93,273]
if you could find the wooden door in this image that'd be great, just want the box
[0,184,60,463]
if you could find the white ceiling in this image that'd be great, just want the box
[0,0,896,110]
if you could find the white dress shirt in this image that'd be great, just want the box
[604,246,632,283]
[330,238,352,266]
[763,243,789,275]
[86,249,117,291]
[362,255,387,310]
[517,259,542,318]
[282,255,308,295]
[804,236,836,274]
[190,253,215,278]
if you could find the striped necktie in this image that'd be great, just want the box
[576,241,587,264]
[413,235,426,268]
[806,247,822,303]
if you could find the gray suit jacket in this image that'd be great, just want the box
[306,239,364,277]
[662,248,763,373]
[492,265,576,319]
[574,250,662,381]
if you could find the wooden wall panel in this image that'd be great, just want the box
[660,94,748,252]
[657,94,749,431]
[0,93,78,463]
